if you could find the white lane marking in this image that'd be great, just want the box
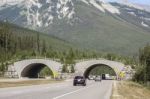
[52,84,95,99]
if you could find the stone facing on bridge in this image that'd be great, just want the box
[5,64,18,78]
[5,59,126,79]
[74,59,125,77]
[13,59,62,78]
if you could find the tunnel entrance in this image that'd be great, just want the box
[21,63,53,78]
[84,64,116,79]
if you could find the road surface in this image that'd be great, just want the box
[0,80,113,99]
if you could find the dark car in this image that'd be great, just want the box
[102,74,106,80]
[73,76,86,86]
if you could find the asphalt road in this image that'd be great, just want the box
[0,80,113,99]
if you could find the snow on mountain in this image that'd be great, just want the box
[0,0,23,6]
[89,0,105,12]
[141,21,149,27]
[0,0,150,30]
[2,0,120,28]
[128,12,136,16]
[19,0,76,27]
[82,0,120,14]
[81,0,89,5]
[101,2,120,14]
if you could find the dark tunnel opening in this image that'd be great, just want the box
[21,63,52,78]
[84,64,117,79]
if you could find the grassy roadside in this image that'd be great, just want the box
[111,81,150,99]
[0,79,63,88]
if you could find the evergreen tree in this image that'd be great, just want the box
[134,44,150,84]
[41,40,47,55]
[36,32,40,55]
[62,64,68,73]
[70,65,75,73]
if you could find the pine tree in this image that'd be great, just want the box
[36,32,40,55]
[70,65,75,73]
[41,40,46,55]
[62,64,68,73]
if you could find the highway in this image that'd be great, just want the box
[0,80,113,99]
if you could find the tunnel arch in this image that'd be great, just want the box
[83,64,117,78]
[21,63,53,78]
[13,59,62,78]
[75,59,125,78]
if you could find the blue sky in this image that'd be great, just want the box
[106,0,150,5]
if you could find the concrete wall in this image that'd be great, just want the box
[6,59,127,79]
[13,59,62,78]
[74,59,125,77]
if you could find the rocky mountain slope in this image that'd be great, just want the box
[0,0,150,55]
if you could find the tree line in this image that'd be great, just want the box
[0,23,47,76]
[133,44,150,86]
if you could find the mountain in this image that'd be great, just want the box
[0,0,150,55]
[0,0,121,28]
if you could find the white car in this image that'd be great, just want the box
[95,76,102,82]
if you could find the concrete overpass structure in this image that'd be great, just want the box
[6,59,126,79]
[75,59,125,78]
[6,59,62,78]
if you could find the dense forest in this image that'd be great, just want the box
[133,44,150,86]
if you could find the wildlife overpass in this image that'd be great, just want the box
[6,59,125,79]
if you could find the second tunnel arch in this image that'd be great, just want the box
[74,59,125,78]
[83,64,117,78]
